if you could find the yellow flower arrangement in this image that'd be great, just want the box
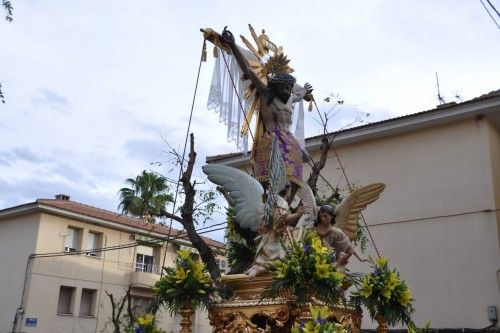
[173,266,189,283]
[311,237,328,254]
[155,249,215,315]
[291,305,348,333]
[265,230,349,306]
[359,275,373,298]
[351,257,415,329]
[315,257,331,279]
[135,313,165,333]
[136,313,155,327]
[398,288,411,306]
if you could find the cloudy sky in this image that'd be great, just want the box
[1,1,499,241]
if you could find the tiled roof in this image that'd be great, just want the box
[206,89,500,163]
[36,199,225,249]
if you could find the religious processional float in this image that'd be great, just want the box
[156,25,416,333]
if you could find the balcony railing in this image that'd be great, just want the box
[135,262,162,275]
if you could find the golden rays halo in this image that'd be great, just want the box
[202,24,294,139]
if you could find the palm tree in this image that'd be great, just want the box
[118,170,174,223]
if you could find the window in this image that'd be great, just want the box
[86,232,102,257]
[79,289,96,316]
[219,259,227,270]
[216,258,228,273]
[131,296,151,315]
[57,286,75,314]
[136,245,155,273]
[65,227,81,253]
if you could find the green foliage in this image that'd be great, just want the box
[2,0,12,22]
[225,206,237,235]
[224,206,256,272]
[155,249,216,315]
[135,314,165,333]
[354,220,368,252]
[192,188,219,224]
[226,241,255,267]
[350,257,415,329]
[408,322,433,333]
[264,230,351,306]
[291,305,350,333]
[118,170,174,223]
[1,1,12,105]
[0,83,5,104]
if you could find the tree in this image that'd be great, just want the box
[1,1,13,104]
[119,134,222,281]
[2,0,13,22]
[104,287,136,333]
[118,170,174,224]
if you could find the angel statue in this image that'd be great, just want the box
[310,184,386,269]
[203,158,386,278]
[202,25,316,224]
[203,137,307,279]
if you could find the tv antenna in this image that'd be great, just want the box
[436,72,445,105]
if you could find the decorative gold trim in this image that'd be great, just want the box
[213,274,362,332]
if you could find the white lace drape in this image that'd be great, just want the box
[294,100,305,149]
[207,48,251,151]
[207,48,306,152]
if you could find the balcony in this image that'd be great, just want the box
[129,263,163,288]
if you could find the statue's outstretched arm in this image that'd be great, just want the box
[221,27,268,96]
[292,83,314,103]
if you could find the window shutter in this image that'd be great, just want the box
[79,289,95,316]
[57,286,74,314]
[65,228,74,249]
[87,233,95,251]
[93,233,99,250]
[137,245,153,256]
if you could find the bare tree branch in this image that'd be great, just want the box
[179,133,221,281]
[105,289,128,333]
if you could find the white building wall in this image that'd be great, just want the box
[0,214,40,333]
[4,211,214,333]
[313,117,500,328]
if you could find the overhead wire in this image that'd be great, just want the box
[219,50,255,142]
[311,101,382,257]
[486,0,500,18]
[479,0,500,30]
[218,35,382,256]
[160,37,208,275]
[31,224,227,259]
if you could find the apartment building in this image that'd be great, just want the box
[0,195,226,333]
[207,90,500,329]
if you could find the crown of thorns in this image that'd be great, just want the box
[268,73,296,86]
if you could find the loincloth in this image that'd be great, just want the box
[253,128,303,185]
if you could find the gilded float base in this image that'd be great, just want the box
[209,274,362,333]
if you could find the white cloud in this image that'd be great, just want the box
[0,1,499,242]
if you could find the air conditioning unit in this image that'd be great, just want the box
[64,247,76,253]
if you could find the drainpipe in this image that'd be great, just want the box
[11,254,34,333]
[94,235,107,333]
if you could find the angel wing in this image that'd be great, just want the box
[294,183,318,228]
[268,136,288,196]
[202,164,264,232]
[261,137,287,223]
[335,183,386,240]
